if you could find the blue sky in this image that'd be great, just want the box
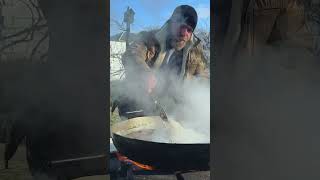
[110,0,210,36]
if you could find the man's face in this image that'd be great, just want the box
[169,21,193,51]
[146,46,156,62]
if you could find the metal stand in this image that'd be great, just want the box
[176,172,185,180]
[118,162,134,180]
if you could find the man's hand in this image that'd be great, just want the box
[146,73,157,94]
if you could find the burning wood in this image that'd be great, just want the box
[115,152,155,171]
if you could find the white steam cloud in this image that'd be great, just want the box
[112,5,211,144]
[151,71,210,144]
[116,59,211,144]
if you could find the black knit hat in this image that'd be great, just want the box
[170,5,198,31]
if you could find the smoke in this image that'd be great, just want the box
[156,71,210,144]
[33,173,57,180]
[174,78,210,133]
[215,41,320,179]
[116,57,210,143]
[110,2,211,144]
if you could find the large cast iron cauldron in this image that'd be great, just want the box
[111,116,210,172]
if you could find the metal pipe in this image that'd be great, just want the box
[49,154,106,165]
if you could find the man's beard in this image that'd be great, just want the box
[171,39,187,51]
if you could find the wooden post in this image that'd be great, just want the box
[125,18,130,49]
[124,7,135,49]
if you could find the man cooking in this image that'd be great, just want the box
[116,5,209,119]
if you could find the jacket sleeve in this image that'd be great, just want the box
[195,57,210,79]
[122,41,152,73]
[194,44,210,79]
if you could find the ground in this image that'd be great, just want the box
[134,171,210,180]
[110,108,121,127]
[0,143,33,180]
[0,143,109,180]
[0,108,118,180]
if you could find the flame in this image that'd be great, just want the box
[115,152,155,171]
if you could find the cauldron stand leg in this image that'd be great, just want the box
[175,172,185,180]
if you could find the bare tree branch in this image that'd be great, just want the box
[1,0,46,41]
[29,30,48,60]
[17,0,36,33]
[111,69,125,75]
[28,0,44,23]
[0,24,46,41]
[0,0,48,56]
[119,71,125,79]
[0,0,6,6]
[111,18,125,31]
[39,52,48,61]
[0,31,33,52]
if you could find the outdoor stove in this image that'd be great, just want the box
[109,138,210,180]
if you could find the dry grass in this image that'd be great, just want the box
[0,143,32,180]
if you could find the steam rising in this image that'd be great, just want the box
[118,60,210,144]
[112,4,210,144]
[172,78,210,137]
[151,117,209,144]
[150,76,210,144]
